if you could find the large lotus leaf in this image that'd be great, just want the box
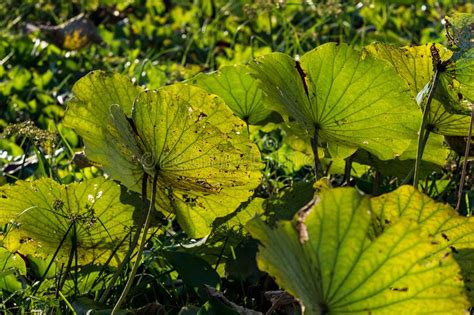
[63,71,144,192]
[249,42,421,161]
[132,86,262,237]
[190,64,272,125]
[365,43,471,135]
[64,72,263,238]
[247,188,469,314]
[0,177,136,266]
[370,185,474,303]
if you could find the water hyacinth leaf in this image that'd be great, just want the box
[64,72,262,238]
[0,177,136,266]
[132,86,262,237]
[190,64,272,124]
[365,43,471,134]
[250,42,421,160]
[247,188,469,314]
[370,185,474,303]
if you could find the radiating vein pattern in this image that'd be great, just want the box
[250,42,421,160]
[247,188,469,314]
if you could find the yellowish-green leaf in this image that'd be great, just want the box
[365,43,471,135]
[190,64,272,124]
[64,72,263,238]
[370,185,474,304]
[63,71,144,192]
[248,188,469,314]
[0,177,136,266]
[250,42,421,160]
[132,86,263,237]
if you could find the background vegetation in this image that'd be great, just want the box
[0,0,472,314]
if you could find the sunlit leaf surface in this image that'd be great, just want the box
[371,185,474,303]
[64,72,263,237]
[0,177,136,266]
[248,188,469,314]
[365,43,471,134]
[250,42,421,160]
[191,64,272,124]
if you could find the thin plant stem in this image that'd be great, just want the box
[456,108,474,212]
[413,68,441,187]
[32,222,74,296]
[58,223,77,292]
[311,128,322,180]
[99,173,149,304]
[112,173,159,314]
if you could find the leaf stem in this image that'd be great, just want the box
[455,108,474,212]
[311,127,322,180]
[31,222,74,296]
[112,172,158,314]
[99,174,149,304]
[413,68,440,188]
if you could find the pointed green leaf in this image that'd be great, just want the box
[191,64,272,124]
[64,72,263,238]
[370,185,474,304]
[365,43,471,135]
[0,177,136,266]
[250,42,421,160]
[248,188,469,314]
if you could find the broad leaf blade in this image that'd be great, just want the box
[0,177,136,266]
[365,43,471,135]
[250,43,421,160]
[248,188,469,314]
[191,64,272,124]
[63,71,145,192]
[64,72,263,238]
[132,85,263,237]
[370,185,474,303]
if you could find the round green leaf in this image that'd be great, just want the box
[365,43,471,135]
[132,86,263,237]
[64,72,263,238]
[0,177,136,266]
[63,71,144,192]
[190,64,272,124]
[370,185,474,304]
[247,188,469,314]
[250,42,421,160]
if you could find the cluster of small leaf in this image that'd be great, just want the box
[0,1,473,314]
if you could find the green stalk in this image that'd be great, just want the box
[311,128,323,180]
[112,173,158,314]
[455,108,474,212]
[32,222,74,296]
[413,68,441,188]
[99,173,149,303]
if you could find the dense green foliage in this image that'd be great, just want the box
[0,1,473,314]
